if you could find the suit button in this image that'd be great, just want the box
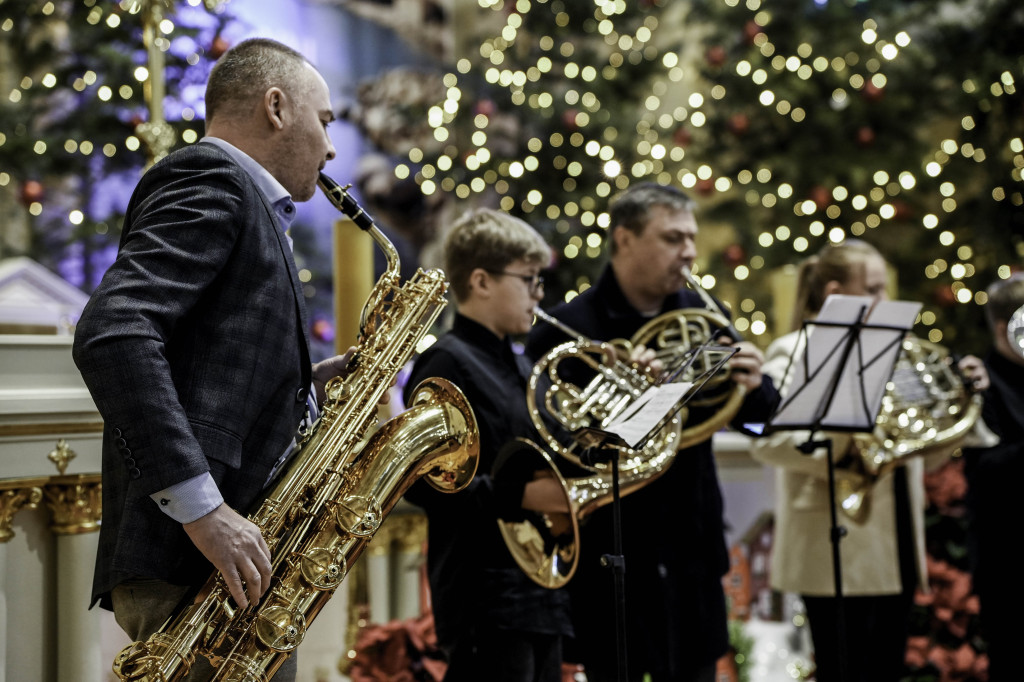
[117,438,128,449]
[129,467,141,479]
[296,387,308,403]
[124,458,136,468]
[159,498,169,506]
[112,427,123,438]
[121,448,132,458]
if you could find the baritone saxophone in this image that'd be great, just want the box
[111,172,480,681]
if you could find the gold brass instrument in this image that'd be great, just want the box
[111,173,480,682]
[496,287,745,589]
[836,335,982,519]
[1007,303,1024,357]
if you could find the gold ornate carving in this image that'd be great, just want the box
[43,474,102,535]
[0,481,45,543]
[47,438,77,475]
[389,512,428,554]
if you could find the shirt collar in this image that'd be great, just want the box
[201,136,297,232]
[451,313,518,366]
[595,263,683,321]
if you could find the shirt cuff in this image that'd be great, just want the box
[150,472,224,524]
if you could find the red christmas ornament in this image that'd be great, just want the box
[209,35,230,59]
[743,20,763,44]
[673,126,692,147]
[696,177,715,196]
[933,284,956,307]
[862,81,885,102]
[562,108,579,131]
[19,180,44,206]
[727,113,750,136]
[892,200,913,221]
[473,99,496,117]
[856,126,875,147]
[810,185,831,210]
[706,45,727,68]
[723,243,746,267]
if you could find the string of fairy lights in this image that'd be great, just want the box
[397,0,1022,346]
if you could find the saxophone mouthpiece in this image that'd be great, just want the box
[317,172,375,232]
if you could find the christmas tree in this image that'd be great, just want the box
[0,0,233,289]
[397,0,1022,352]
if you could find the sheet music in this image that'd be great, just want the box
[604,381,693,449]
[769,294,921,432]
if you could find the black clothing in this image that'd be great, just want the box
[442,627,563,682]
[524,265,780,681]
[403,314,572,677]
[802,466,917,682]
[964,349,1024,682]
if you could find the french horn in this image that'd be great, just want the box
[1007,303,1024,357]
[496,272,746,589]
[836,335,982,519]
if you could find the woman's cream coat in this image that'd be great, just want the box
[750,331,935,596]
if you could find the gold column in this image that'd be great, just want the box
[134,0,176,167]
[332,217,376,353]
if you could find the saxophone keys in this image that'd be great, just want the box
[333,494,382,537]
[299,547,348,589]
[254,605,306,652]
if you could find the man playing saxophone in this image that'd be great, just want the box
[525,182,779,682]
[73,38,352,682]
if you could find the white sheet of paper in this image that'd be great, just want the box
[770,295,920,431]
[605,381,693,448]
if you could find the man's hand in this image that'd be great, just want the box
[958,354,989,392]
[312,346,394,405]
[184,503,273,608]
[625,343,665,379]
[312,346,358,403]
[720,339,765,391]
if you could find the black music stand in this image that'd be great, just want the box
[571,341,737,682]
[764,294,921,682]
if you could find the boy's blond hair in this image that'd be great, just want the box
[443,208,551,302]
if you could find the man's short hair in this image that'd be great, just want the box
[607,182,696,255]
[205,38,311,123]
[443,208,551,302]
[985,273,1024,330]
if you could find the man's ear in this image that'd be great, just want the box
[264,87,286,130]
[612,225,631,253]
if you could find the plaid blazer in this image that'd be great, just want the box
[73,142,312,607]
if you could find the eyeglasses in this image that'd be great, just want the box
[486,269,545,294]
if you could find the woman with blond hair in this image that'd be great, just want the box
[750,239,988,682]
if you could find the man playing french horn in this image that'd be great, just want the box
[525,182,780,682]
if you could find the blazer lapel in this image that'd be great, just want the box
[256,189,312,360]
